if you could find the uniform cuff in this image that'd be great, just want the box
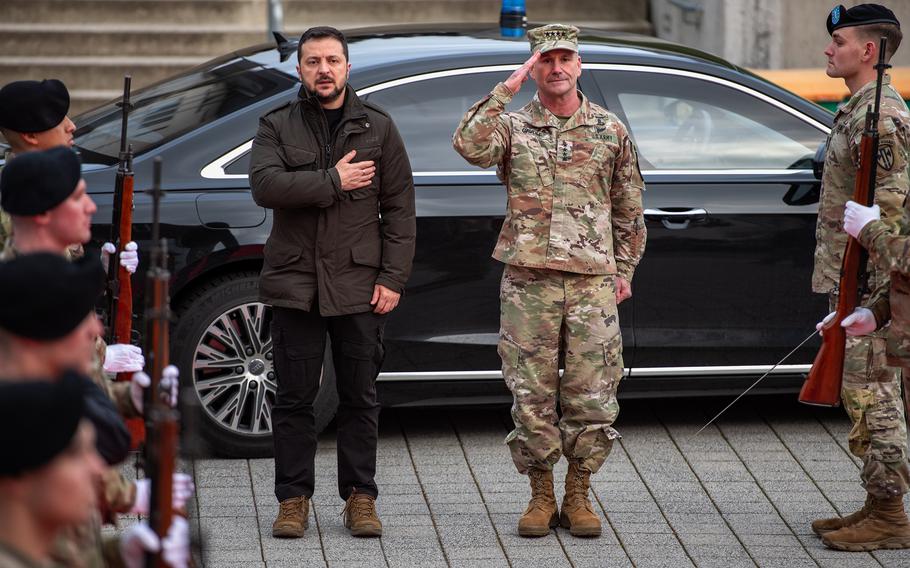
[491,82,515,104]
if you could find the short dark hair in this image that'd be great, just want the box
[857,23,903,61]
[297,26,349,63]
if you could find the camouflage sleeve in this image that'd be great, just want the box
[0,210,11,249]
[850,113,910,227]
[109,381,140,419]
[101,535,125,568]
[610,128,647,281]
[452,82,513,169]
[101,468,137,515]
[860,216,910,276]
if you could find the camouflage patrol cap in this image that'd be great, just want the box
[528,24,579,54]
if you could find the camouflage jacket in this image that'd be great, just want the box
[0,541,59,568]
[860,208,910,367]
[453,83,646,279]
[813,75,910,297]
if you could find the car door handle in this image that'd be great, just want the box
[643,208,708,230]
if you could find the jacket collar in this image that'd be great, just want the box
[297,84,367,120]
[524,90,601,130]
[837,74,892,118]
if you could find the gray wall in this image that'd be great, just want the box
[651,0,910,69]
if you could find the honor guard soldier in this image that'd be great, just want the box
[453,24,646,538]
[0,253,194,567]
[0,79,76,248]
[811,3,910,551]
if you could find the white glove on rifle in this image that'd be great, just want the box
[120,517,190,568]
[843,200,881,239]
[104,344,144,374]
[816,307,878,337]
[130,365,179,413]
[129,473,196,515]
[101,241,140,274]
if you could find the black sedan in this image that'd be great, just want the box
[49,25,831,456]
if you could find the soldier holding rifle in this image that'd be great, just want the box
[810,3,910,551]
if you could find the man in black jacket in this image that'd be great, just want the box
[250,26,416,539]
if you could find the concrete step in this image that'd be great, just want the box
[280,0,647,27]
[2,0,263,26]
[0,56,207,93]
[0,24,264,57]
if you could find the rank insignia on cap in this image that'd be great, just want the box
[832,6,841,25]
[528,23,580,54]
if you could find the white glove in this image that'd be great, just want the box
[101,241,140,274]
[120,522,160,568]
[842,307,878,336]
[816,307,878,337]
[844,201,881,238]
[130,365,179,413]
[119,518,190,568]
[162,517,190,568]
[104,344,145,374]
[129,473,196,515]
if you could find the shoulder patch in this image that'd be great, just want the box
[878,141,895,171]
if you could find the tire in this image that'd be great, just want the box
[172,272,339,458]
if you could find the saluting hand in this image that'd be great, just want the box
[504,51,541,95]
[335,150,376,191]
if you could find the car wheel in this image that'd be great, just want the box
[172,272,339,458]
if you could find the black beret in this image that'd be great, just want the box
[0,79,70,133]
[0,372,86,477]
[0,146,82,216]
[0,253,105,340]
[827,4,900,35]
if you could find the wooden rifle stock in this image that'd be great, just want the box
[800,37,890,406]
[143,158,179,567]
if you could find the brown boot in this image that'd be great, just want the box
[343,490,382,537]
[811,494,874,536]
[518,469,558,537]
[560,459,601,537]
[272,496,309,538]
[822,496,910,551]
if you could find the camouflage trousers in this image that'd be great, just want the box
[499,265,623,475]
[834,296,910,498]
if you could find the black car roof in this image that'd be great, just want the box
[238,23,740,76]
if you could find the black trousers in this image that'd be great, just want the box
[271,305,385,502]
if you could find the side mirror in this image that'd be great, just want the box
[812,141,826,180]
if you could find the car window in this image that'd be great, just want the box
[593,70,823,170]
[366,71,535,172]
[73,60,297,165]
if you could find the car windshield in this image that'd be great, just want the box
[73,58,296,165]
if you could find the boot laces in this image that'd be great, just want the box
[528,473,553,510]
[277,497,303,523]
[343,492,376,520]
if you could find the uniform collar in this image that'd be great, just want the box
[526,90,600,130]
[838,74,892,117]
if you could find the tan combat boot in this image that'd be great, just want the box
[822,496,910,551]
[518,469,558,537]
[272,496,309,538]
[560,459,602,537]
[811,495,874,535]
[343,490,382,537]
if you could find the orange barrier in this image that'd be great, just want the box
[751,66,910,102]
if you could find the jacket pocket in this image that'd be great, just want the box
[263,239,302,268]
[347,145,383,199]
[351,242,381,268]
[279,145,318,170]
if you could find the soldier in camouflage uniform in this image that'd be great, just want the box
[810,4,910,551]
[453,24,646,538]
[0,150,193,567]
[0,79,76,250]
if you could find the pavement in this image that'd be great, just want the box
[149,395,910,568]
